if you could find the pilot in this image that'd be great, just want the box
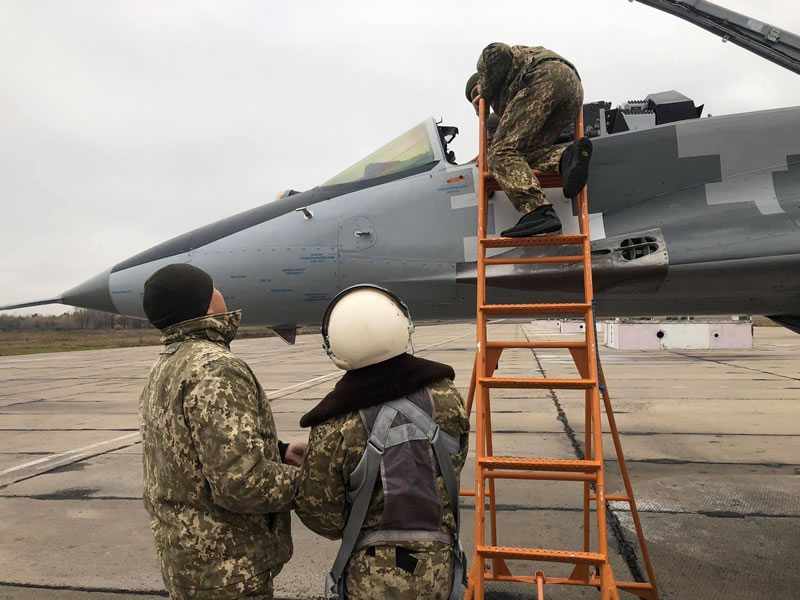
[466,43,593,237]
[138,263,306,600]
[295,285,470,600]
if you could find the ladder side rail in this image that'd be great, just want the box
[471,96,490,600]
[464,354,477,418]
[583,381,593,555]
[575,105,595,567]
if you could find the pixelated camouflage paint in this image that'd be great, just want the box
[295,378,469,597]
[478,43,583,212]
[139,310,297,600]
[345,546,454,600]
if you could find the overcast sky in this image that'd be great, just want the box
[2,0,799,315]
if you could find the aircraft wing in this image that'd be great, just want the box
[0,298,64,311]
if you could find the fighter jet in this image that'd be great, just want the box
[3,0,800,340]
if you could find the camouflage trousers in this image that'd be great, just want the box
[344,545,453,600]
[237,575,273,600]
[166,574,273,600]
[488,60,584,213]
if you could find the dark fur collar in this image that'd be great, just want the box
[300,353,455,428]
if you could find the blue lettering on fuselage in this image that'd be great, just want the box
[304,293,332,302]
[301,252,335,264]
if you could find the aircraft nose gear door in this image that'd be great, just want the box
[339,217,376,251]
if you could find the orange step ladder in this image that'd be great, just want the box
[462,98,659,599]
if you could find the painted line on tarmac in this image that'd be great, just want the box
[268,372,341,400]
[1,326,480,470]
[0,440,141,492]
[0,432,139,476]
[268,329,477,401]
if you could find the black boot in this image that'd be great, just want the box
[560,137,593,198]
[500,204,562,238]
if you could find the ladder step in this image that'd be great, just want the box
[479,457,602,472]
[480,234,586,248]
[485,255,584,265]
[479,377,595,389]
[593,494,631,502]
[477,545,605,565]
[481,303,591,315]
[459,490,494,498]
[486,341,587,349]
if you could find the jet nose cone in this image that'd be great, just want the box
[61,268,117,314]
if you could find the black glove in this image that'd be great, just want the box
[278,441,289,463]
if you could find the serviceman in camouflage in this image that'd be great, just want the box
[486,112,500,148]
[466,42,593,237]
[294,285,470,600]
[138,263,305,600]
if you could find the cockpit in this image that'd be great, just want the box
[322,119,459,187]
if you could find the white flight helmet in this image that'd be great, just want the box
[322,284,414,371]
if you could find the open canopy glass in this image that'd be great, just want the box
[323,122,436,186]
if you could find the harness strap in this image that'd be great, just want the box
[384,398,461,454]
[429,420,468,598]
[356,529,453,551]
[385,397,438,438]
[326,404,397,598]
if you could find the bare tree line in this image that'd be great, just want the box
[0,309,151,332]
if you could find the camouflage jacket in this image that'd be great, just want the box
[138,310,298,600]
[477,43,575,116]
[295,378,470,549]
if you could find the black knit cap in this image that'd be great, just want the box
[142,264,214,330]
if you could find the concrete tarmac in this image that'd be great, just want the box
[0,322,798,599]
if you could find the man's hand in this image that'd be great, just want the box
[284,441,308,467]
[471,83,482,116]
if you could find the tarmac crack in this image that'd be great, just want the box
[457,503,800,519]
[0,493,142,501]
[0,398,46,408]
[0,428,140,432]
[0,581,168,597]
[669,351,800,381]
[0,581,312,600]
[487,429,800,438]
[628,458,799,467]
[527,342,648,587]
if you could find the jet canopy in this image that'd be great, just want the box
[323,121,438,186]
